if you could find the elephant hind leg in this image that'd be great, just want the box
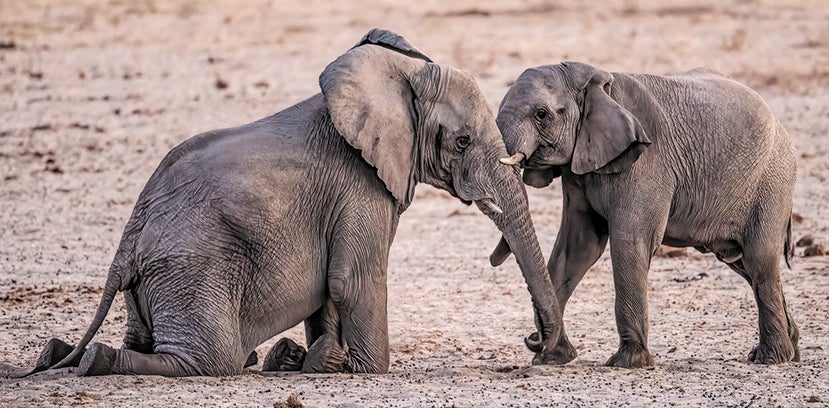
[244,351,258,368]
[77,342,203,376]
[740,247,799,364]
[122,289,153,354]
[262,338,307,371]
[261,334,348,374]
[27,338,85,375]
[262,301,341,372]
[738,210,799,364]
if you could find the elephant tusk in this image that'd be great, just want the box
[476,198,503,214]
[499,152,525,166]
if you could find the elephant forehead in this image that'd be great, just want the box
[441,67,486,101]
[506,73,567,108]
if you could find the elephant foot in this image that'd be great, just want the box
[301,334,347,373]
[263,338,307,371]
[605,342,654,368]
[244,351,258,368]
[34,338,84,373]
[748,339,797,364]
[76,342,117,376]
[527,332,577,365]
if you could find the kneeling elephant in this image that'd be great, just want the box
[19,30,562,377]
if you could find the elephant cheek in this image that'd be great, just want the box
[522,167,560,188]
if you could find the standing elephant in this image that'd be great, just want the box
[20,30,562,377]
[492,62,799,368]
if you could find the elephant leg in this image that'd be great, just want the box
[122,289,153,354]
[28,338,85,374]
[122,275,247,376]
[724,255,796,356]
[301,333,348,373]
[304,300,339,348]
[534,186,608,365]
[307,218,391,374]
[740,233,799,364]
[77,342,202,376]
[262,338,307,371]
[604,221,664,368]
[245,351,258,368]
[262,301,339,372]
[24,289,148,376]
[77,315,246,377]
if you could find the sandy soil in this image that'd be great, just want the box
[1,0,828,406]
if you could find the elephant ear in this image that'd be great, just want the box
[571,70,651,175]
[351,28,432,63]
[320,44,422,205]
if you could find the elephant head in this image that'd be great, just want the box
[320,29,562,356]
[496,62,652,188]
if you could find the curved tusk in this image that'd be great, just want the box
[476,198,503,214]
[499,152,525,166]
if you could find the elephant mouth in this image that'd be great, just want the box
[524,146,559,169]
[521,146,564,187]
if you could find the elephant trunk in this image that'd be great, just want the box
[475,156,562,355]
[496,114,539,161]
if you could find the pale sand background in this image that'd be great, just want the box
[1,0,827,406]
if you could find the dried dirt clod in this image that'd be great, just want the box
[807,395,823,403]
[792,212,804,223]
[274,393,303,408]
[796,234,815,247]
[803,244,825,257]
[215,78,229,90]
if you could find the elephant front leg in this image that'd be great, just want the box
[319,240,390,374]
[531,184,609,365]
[265,220,392,374]
[605,232,656,368]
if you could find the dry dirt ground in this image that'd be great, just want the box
[1,0,828,406]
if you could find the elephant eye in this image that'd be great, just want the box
[455,135,471,150]
[534,108,548,121]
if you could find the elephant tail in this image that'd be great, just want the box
[784,215,793,269]
[49,259,127,369]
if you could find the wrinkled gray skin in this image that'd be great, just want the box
[493,62,799,368]
[19,30,561,377]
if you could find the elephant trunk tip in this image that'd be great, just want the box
[524,331,545,353]
[489,236,512,267]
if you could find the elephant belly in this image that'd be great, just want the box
[663,211,744,263]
